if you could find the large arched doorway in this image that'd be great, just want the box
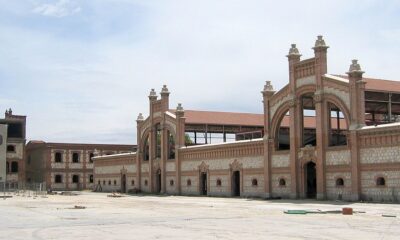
[305,162,317,198]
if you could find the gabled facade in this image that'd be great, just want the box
[94,36,400,202]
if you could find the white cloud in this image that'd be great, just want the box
[32,0,81,18]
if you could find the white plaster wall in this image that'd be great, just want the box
[271,154,290,168]
[97,178,121,192]
[360,146,400,164]
[326,150,350,165]
[271,174,291,198]
[181,156,263,172]
[94,164,136,174]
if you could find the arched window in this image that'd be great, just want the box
[155,124,162,159]
[98,180,101,185]
[7,145,15,152]
[170,180,174,186]
[216,179,222,187]
[131,180,135,186]
[336,178,344,187]
[114,180,117,185]
[276,110,290,150]
[108,180,111,185]
[279,178,286,187]
[89,175,94,183]
[55,152,62,163]
[103,180,106,185]
[302,94,316,147]
[252,179,258,186]
[376,177,386,186]
[187,179,191,186]
[143,135,150,161]
[11,162,18,173]
[168,130,175,159]
[328,102,348,146]
[144,180,148,186]
[72,152,80,163]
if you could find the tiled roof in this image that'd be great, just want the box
[337,75,400,92]
[183,110,347,129]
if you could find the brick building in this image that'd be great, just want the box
[94,36,400,202]
[0,109,26,185]
[26,141,136,191]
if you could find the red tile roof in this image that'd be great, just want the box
[183,110,347,129]
[337,75,400,92]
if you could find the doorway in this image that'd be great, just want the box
[232,171,240,197]
[305,162,316,198]
[121,174,126,193]
[200,172,207,195]
[156,169,162,193]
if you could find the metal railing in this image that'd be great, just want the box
[0,181,47,198]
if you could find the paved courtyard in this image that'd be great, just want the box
[1,192,400,240]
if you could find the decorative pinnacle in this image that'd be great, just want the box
[161,85,169,93]
[149,88,156,97]
[313,35,329,49]
[176,103,184,112]
[287,44,301,57]
[263,81,274,92]
[137,113,144,121]
[347,59,365,74]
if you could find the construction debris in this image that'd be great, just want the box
[73,205,86,209]
[107,192,123,198]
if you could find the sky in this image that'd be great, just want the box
[0,0,399,144]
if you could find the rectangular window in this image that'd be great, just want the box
[55,152,63,163]
[55,175,62,183]
[72,152,80,163]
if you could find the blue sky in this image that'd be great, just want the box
[0,0,399,144]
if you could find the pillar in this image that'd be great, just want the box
[287,43,301,199]
[347,59,366,201]
[262,81,276,198]
[175,103,186,194]
[313,35,329,200]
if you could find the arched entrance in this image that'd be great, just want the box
[232,171,240,197]
[121,174,126,193]
[156,169,162,194]
[200,172,207,195]
[305,162,316,198]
